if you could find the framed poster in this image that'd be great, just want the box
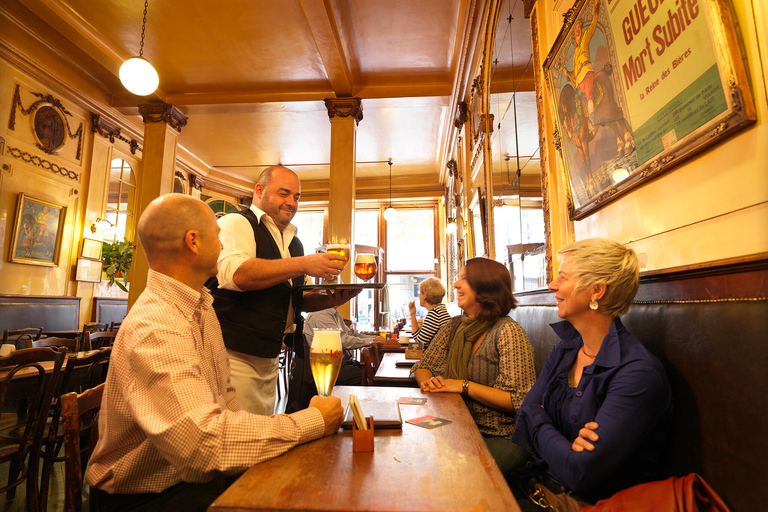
[75,258,102,282]
[81,238,102,260]
[545,0,755,219]
[8,193,67,266]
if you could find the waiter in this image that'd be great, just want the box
[207,166,359,415]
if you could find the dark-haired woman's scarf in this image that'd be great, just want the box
[445,313,495,379]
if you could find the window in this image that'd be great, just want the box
[293,211,325,253]
[207,199,240,219]
[386,209,435,271]
[494,204,546,291]
[355,210,378,247]
[105,158,136,242]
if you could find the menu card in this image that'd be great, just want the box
[342,401,403,429]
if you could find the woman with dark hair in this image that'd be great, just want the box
[508,238,672,506]
[411,257,536,472]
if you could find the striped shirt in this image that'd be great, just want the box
[412,315,536,438]
[412,304,451,350]
[86,270,325,494]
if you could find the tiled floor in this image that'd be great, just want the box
[0,458,82,512]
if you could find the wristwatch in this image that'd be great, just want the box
[462,380,470,396]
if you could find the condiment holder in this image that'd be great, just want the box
[352,416,374,453]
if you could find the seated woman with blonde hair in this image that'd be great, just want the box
[412,258,536,473]
[508,238,673,506]
[408,277,451,350]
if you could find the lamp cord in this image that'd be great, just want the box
[388,159,393,207]
[139,0,149,57]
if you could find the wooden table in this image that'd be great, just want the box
[208,386,520,512]
[373,352,419,388]
[0,350,103,401]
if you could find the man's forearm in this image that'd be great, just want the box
[233,257,306,290]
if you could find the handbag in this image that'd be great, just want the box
[527,476,591,512]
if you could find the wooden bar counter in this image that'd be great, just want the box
[208,385,519,511]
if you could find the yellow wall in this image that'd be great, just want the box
[537,0,768,272]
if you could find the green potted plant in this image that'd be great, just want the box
[102,238,134,292]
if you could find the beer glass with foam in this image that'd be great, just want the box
[354,253,377,282]
[310,328,343,397]
[324,244,350,283]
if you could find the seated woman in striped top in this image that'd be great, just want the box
[408,277,451,350]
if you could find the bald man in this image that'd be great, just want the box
[87,194,343,512]
[208,166,360,415]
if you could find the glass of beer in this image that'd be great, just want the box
[324,244,350,284]
[354,253,377,282]
[310,328,343,397]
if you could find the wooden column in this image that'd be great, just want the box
[128,104,188,308]
[324,97,362,319]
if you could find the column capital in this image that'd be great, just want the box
[138,103,188,133]
[324,97,363,125]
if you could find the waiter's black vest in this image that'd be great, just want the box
[206,209,305,358]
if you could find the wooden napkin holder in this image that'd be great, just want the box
[404,349,423,360]
[352,416,374,452]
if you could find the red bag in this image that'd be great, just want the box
[579,473,730,512]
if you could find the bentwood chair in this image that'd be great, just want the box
[108,321,122,332]
[27,336,80,354]
[84,331,118,350]
[0,347,67,512]
[39,348,112,510]
[61,383,104,512]
[2,328,43,351]
[360,347,375,386]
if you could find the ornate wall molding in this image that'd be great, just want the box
[91,113,121,143]
[7,146,79,181]
[454,101,468,129]
[189,173,205,191]
[138,104,188,133]
[8,84,84,160]
[324,97,363,125]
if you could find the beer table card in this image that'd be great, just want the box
[342,400,403,429]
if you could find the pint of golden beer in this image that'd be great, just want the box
[325,244,350,268]
[310,328,343,397]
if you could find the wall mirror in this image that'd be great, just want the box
[488,0,547,292]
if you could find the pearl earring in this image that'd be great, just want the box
[589,300,598,310]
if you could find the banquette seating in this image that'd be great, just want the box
[505,260,767,512]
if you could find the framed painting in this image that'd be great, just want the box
[8,193,67,266]
[544,0,755,219]
[75,258,102,282]
[81,238,102,260]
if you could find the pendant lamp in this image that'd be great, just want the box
[383,159,397,222]
[119,0,159,96]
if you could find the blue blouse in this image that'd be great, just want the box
[511,318,673,501]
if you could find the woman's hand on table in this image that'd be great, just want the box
[309,395,344,436]
[571,421,600,452]
[419,375,462,393]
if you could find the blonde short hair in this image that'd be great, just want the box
[557,238,639,318]
[419,277,446,305]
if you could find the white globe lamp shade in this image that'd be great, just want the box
[446,220,457,234]
[119,57,159,96]
[383,206,398,222]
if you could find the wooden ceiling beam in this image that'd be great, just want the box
[298,0,354,97]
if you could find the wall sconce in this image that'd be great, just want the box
[446,218,458,234]
[119,0,159,96]
[90,217,114,234]
[383,158,398,222]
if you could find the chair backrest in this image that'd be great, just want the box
[41,330,81,340]
[368,341,383,372]
[360,346,375,386]
[28,336,80,353]
[109,321,122,332]
[61,383,105,512]
[59,348,112,395]
[3,327,44,349]
[85,331,118,350]
[0,347,67,509]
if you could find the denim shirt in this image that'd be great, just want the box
[511,318,673,501]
